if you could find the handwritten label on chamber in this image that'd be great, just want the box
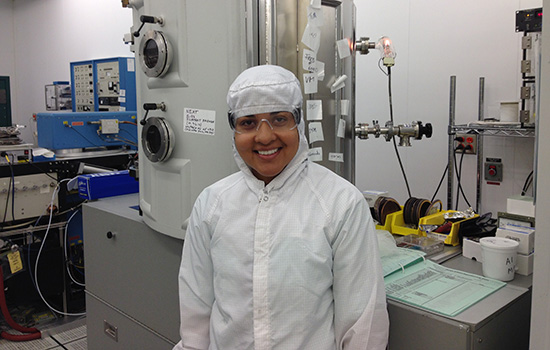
[308,122,324,143]
[307,100,323,121]
[308,147,323,162]
[329,153,344,163]
[184,108,216,136]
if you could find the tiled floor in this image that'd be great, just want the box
[0,317,86,350]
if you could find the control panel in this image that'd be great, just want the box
[72,62,95,112]
[516,8,543,33]
[71,57,136,112]
[0,173,58,221]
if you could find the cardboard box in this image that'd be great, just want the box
[495,226,535,255]
[516,252,534,276]
[78,170,138,200]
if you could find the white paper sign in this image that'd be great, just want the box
[310,0,322,9]
[303,73,318,94]
[329,153,344,162]
[337,119,346,138]
[330,75,347,93]
[303,49,317,72]
[301,23,321,52]
[336,38,351,59]
[307,6,324,27]
[306,100,323,121]
[183,108,216,136]
[341,99,350,115]
[127,58,135,72]
[316,61,325,81]
[308,147,323,162]
[308,122,324,143]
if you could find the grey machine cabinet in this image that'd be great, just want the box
[387,256,532,350]
[83,194,183,350]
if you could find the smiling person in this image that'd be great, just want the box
[173,65,389,350]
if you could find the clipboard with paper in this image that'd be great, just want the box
[377,230,506,317]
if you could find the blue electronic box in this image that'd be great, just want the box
[35,111,138,150]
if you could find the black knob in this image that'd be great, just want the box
[106,231,115,239]
[417,122,433,139]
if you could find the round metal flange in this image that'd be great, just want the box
[139,30,173,77]
[141,117,175,162]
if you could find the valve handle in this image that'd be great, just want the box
[417,122,433,139]
[133,15,161,37]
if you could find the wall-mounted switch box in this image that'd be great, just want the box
[455,133,477,154]
[485,158,503,182]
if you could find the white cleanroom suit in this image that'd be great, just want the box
[173,65,389,350]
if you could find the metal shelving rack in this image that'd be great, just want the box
[447,76,536,213]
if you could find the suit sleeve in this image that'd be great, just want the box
[332,195,389,350]
[173,194,214,350]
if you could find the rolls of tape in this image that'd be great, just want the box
[403,197,439,225]
[373,196,401,226]
[374,196,442,227]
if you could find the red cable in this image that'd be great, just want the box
[0,331,42,341]
[0,267,42,341]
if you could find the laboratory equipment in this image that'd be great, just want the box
[70,57,136,112]
[0,76,12,127]
[35,111,138,156]
[45,81,72,111]
[77,170,138,200]
[0,173,58,221]
[83,194,182,349]
[354,36,433,146]
[355,120,433,146]
[124,0,356,239]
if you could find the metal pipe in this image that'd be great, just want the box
[447,76,456,210]
[476,77,485,213]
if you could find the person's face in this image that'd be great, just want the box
[234,112,300,184]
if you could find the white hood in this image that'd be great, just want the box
[226,65,309,188]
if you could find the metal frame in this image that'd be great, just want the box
[447,77,536,213]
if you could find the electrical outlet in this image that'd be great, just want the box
[454,133,477,154]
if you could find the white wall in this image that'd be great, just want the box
[10,0,132,143]
[0,1,15,91]
[355,0,541,216]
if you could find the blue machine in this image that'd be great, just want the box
[35,111,138,150]
[70,57,136,112]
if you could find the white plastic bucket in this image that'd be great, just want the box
[480,237,519,281]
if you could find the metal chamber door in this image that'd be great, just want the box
[251,0,356,183]
[132,1,247,239]
[131,0,356,239]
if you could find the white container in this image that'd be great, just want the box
[480,237,519,281]
[499,102,519,122]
